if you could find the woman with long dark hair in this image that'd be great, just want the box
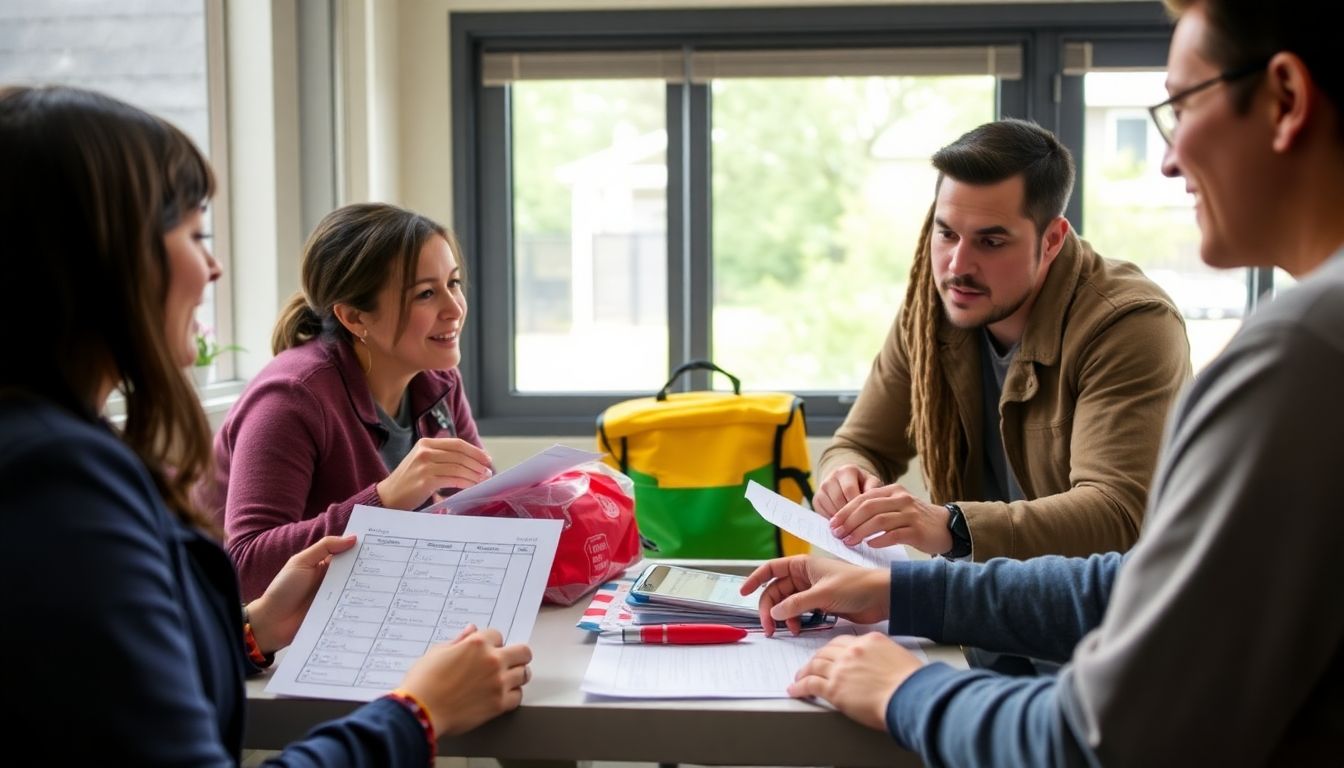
[0,85,531,765]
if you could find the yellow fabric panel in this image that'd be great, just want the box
[600,391,800,437]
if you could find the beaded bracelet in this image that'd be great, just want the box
[242,621,274,668]
[388,688,437,763]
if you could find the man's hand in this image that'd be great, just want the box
[248,534,358,653]
[828,485,953,556]
[740,555,891,636]
[813,465,883,519]
[788,633,925,731]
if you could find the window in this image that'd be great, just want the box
[0,0,234,383]
[709,69,997,391]
[1065,38,1278,372]
[455,3,1269,435]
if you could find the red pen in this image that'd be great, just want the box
[614,623,748,645]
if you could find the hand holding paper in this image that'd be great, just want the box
[423,444,602,514]
[744,481,907,568]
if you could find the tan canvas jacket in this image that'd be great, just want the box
[820,232,1192,561]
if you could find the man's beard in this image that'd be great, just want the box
[937,242,1042,329]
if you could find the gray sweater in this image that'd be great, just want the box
[884,251,1344,766]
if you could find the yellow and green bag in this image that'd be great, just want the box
[596,361,812,559]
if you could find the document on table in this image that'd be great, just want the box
[581,622,928,699]
[266,505,562,702]
[745,481,907,568]
[423,443,602,513]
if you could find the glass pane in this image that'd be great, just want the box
[1274,268,1297,297]
[0,0,220,379]
[1082,71,1244,372]
[511,80,667,392]
[711,75,996,391]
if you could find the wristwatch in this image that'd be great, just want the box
[942,503,973,559]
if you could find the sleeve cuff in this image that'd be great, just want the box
[888,559,949,641]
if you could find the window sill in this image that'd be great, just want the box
[104,378,245,427]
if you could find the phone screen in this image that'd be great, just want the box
[636,565,761,611]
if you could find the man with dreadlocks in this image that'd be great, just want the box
[816,118,1190,562]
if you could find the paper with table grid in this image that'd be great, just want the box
[266,505,561,702]
[581,622,927,698]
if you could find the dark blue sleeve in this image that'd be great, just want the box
[885,663,1093,767]
[4,429,236,765]
[889,552,1122,662]
[2,421,431,767]
[262,697,430,767]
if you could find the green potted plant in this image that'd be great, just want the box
[192,325,243,386]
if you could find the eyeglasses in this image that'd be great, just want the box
[1148,61,1266,146]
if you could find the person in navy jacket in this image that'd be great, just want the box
[0,84,532,766]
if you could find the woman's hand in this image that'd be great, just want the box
[377,437,492,511]
[397,625,533,736]
[246,534,357,653]
[740,555,891,636]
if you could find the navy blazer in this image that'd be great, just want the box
[0,395,428,766]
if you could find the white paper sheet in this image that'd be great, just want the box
[581,622,928,698]
[266,505,562,702]
[745,481,908,568]
[422,444,603,513]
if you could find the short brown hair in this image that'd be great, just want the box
[1163,0,1342,121]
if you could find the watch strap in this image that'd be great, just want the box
[943,503,973,559]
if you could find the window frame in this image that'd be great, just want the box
[451,2,1234,437]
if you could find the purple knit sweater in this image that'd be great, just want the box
[205,338,485,600]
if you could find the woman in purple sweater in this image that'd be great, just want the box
[210,203,494,600]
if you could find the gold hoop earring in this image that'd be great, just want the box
[356,331,372,375]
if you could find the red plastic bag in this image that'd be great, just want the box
[445,462,641,605]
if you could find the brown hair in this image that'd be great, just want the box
[0,86,216,529]
[901,119,1075,503]
[273,203,462,355]
[1163,0,1342,121]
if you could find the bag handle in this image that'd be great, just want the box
[656,359,741,401]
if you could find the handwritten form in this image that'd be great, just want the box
[423,444,602,513]
[267,505,562,702]
[745,481,908,567]
[581,623,928,698]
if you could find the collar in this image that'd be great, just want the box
[325,338,456,429]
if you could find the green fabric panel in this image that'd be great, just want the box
[627,464,779,558]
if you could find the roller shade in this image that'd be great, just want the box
[483,44,1022,85]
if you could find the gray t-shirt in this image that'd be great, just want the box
[375,393,416,471]
[979,329,1026,503]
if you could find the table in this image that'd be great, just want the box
[245,561,966,766]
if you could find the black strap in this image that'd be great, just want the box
[656,360,741,401]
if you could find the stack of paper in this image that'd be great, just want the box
[624,598,766,627]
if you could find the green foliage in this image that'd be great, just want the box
[512,81,665,235]
[194,328,244,367]
[509,74,995,389]
[710,75,993,388]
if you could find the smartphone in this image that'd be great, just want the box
[628,564,826,627]
[629,564,762,617]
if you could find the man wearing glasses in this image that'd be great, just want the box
[747,0,1344,763]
